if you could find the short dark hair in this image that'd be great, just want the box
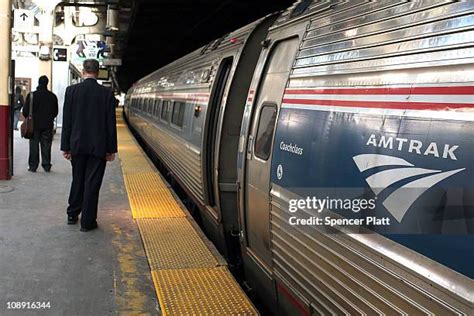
[15,86,22,93]
[83,59,99,74]
[38,75,49,86]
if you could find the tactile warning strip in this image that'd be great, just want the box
[152,267,259,316]
[128,191,185,219]
[120,161,155,175]
[138,218,218,270]
[123,172,169,194]
[116,110,258,315]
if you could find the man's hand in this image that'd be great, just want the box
[106,153,115,162]
[63,151,72,160]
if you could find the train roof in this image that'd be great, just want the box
[129,14,276,94]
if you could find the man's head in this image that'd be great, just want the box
[38,76,49,87]
[15,86,22,94]
[83,59,99,78]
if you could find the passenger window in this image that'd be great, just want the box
[254,104,277,160]
[171,101,186,127]
[154,100,160,116]
[161,100,171,121]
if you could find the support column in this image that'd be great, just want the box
[0,0,12,180]
[37,0,61,90]
[38,8,54,90]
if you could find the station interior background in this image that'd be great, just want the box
[12,0,294,128]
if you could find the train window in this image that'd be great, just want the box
[161,100,171,121]
[171,101,186,128]
[290,0,312,18]
[154,99,161,116]
[254,104,277,160]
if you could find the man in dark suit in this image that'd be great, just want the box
[23,76,58,172]
[61,59,117,232]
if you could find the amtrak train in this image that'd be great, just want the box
[125,1,474,314]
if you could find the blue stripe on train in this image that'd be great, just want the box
[271,107,474,277]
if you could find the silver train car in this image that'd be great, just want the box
[125,1,474,314]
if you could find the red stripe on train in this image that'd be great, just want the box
[276,282,310,316]
[157,93,210,98]
[156,97,209,102]
[285,86,474,95]
[282,98,474,110]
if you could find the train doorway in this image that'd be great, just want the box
[205,57,233,213]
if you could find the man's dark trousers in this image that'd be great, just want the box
[29,129,53,170]
[67,154,107,228]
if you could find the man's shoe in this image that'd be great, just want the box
[67,215,78,225]
[28,168,36,173]
[80,222,98,232]
[43,167,51,172]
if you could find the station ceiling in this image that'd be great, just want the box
[116,0,294,91]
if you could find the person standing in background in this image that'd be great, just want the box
[23,76,58,172]
[61,59,117,232]
[13,86,24,130]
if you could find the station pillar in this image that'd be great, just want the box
[38,6,55,90]
[0,0,12,180]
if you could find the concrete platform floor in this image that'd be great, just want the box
[0,129,159,315]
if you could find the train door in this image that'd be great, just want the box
[244,37,299,268]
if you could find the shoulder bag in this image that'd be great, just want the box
[21,92,34,139]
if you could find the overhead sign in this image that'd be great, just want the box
[71,40,106,71]
[13,9,34,32]
[53,48,67,62]
[103,58,122,66]
[75,40,106,60]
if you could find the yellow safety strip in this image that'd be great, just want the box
[137,218,219,270]
[152,268,259,315]
[116,111,259,315]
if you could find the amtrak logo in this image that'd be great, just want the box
[353,154,465,222]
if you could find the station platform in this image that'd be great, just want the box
[0,110,257,315]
